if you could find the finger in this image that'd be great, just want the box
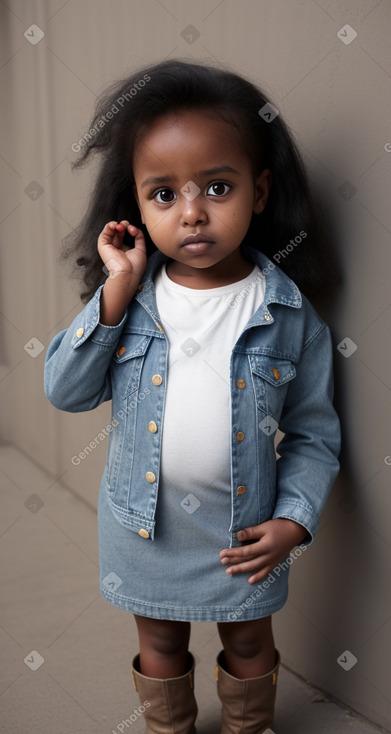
[220,536,268,560]
[220,545,264,564]
[128,224,147,258]
[114,221,133,251]
[111,221,129,248]
[221,553,269,572]
[225,557,268,577]
[247,569,272,584]
[128,224,147,254]
[236,524,266,543]
[98,221,119,245]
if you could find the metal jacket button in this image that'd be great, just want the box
[152,374,162,385]
[117,346,126,357]
[236,432,245,441]
[76,327,84,338]
[237,485,246,495]
[148,421,158,433]
[145,471,156,483]
[138,528,149,538]
[236,379,246,389]
[272,367,280,380]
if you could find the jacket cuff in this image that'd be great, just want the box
[272,497,317,546]
[70,284,128,349]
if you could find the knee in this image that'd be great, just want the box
[150,632,186,657]
[223,633,261,660]
[140,621,189,657]
[218,620,272,660]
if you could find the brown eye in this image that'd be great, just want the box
[155,189,176,203]
[207,182,230,197]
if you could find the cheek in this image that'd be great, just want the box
[222,208,249,236]
[144,208,173,236]
[142,204,158,225]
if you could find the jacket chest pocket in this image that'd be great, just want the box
[249,355,296,423]
[112,333,152,398]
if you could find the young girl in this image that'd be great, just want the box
[44,59,341,733]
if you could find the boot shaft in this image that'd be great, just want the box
[131,652,198,734]
[215,649,280,734]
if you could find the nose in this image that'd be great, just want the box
[180,192,208,226]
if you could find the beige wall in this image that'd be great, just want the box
[1,0,391,729]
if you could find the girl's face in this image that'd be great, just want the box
[132,109,271,287]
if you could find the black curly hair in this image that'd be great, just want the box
[61,58,339,304]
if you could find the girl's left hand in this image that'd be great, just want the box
[219,518,308,584]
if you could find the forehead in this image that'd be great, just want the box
[132,109,247,176]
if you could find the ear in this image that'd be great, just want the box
[253,169,272,214]
[133,184,146,224]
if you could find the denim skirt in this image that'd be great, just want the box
[97,472,290,622]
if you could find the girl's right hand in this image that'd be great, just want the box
[98,220,147,286]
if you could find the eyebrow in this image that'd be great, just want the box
[140,166,239,189]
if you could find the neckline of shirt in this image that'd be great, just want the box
[158,262,263,298]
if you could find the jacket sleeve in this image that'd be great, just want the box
[272,321,341,545]
[44,284,128,412]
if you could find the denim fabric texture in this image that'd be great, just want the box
[44,245,341,620]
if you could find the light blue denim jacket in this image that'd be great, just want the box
[44,245,341,547]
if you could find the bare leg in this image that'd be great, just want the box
[217,616,276,678]
[134,614,191,678]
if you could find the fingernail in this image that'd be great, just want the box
[221,558,229,565]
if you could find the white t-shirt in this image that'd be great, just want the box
[154,263,265,491]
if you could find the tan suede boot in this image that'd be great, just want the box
[131,652,198,734]
[215,649,280,734]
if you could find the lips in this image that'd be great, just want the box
[180,234,214,247]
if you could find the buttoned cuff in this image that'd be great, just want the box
[71,284,128,349]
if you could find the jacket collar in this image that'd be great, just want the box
[133,244,302,331]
